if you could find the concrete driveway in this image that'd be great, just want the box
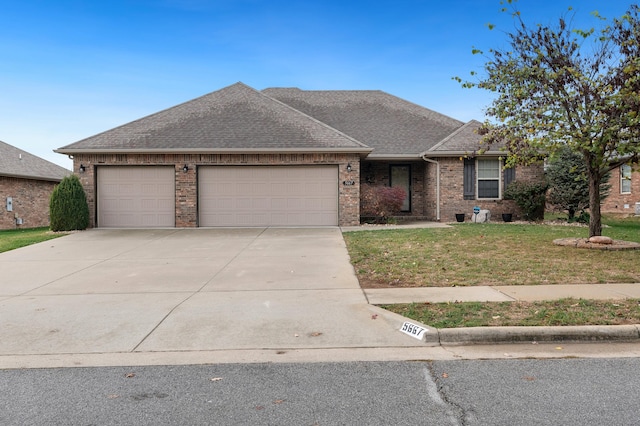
[0,228,425,367]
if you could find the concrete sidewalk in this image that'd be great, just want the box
[364,283,640,304]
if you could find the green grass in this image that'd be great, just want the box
[382,298,640,328]
[0,227,67,253]
[343,216,640,287]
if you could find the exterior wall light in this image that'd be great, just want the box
[346,163,352,172]
[79,164,86,173]
[182,164,189,173]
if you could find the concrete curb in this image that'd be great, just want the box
[369,306,640,346]
[437,324,640,345]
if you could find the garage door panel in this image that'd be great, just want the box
[199,166,338,227]
[97,167,175,228]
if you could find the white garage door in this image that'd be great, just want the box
[97,167,175,228]
[199,166,338,226]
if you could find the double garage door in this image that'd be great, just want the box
[97,166,338,228]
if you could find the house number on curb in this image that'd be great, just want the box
[400,322,427,340]
[343,180,356,186]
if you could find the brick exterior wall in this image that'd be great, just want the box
[0,176,58,229]
[438,157,545,222]
[601,166,640,215]
[73,152,361,227]
[361,158,545,222]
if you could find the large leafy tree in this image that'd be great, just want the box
[460,3,640,237]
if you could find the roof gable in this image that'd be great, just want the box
[0,140,70,181]
[263,88,465,157]
[57,82,371,154]
[425,120,507,156]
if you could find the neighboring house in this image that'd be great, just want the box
[601,163,640,215]
[0,141,71,229]
[55,82,544,228]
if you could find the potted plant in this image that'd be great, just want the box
[502,213,513,222]
[455,213,465,222]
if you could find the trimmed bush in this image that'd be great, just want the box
[503,181,548,221]
[361,184,406,222]
[49,175,90,231]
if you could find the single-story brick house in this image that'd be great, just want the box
[601,163,640,215]
[55,82,544,228]
[1,140,71,229]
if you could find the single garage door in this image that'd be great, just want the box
[97,166,175,228]
[199,166,338,226]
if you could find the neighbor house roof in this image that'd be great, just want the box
[56,82,372,155]
[0,140,70,181]
[263,87,465,158]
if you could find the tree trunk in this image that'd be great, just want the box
[588,168,602,237]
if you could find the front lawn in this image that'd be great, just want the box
[0,227,67,253]
[343,217,640,287]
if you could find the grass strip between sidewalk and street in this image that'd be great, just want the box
[381,298,640,328]
[0,227,66,253]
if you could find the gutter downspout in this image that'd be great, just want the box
[422,156,440,221]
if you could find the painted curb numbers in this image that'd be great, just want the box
[400,322,427,340]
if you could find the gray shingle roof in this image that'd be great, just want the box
[0,140,70,181]
[57,82,371,154]
[425,119,506,156]
[263,88,465,157]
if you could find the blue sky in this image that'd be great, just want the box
[0,0,632,169]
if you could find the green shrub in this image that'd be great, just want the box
[504,181,548,221]
[49,175,89,231]
[571,211,590,224]
[546,145,610,220]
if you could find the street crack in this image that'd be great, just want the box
[424,362,476,426]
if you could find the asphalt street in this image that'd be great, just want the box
[2,358,640,425]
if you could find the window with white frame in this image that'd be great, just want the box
[477,158,501,198]
[621,164,632,194]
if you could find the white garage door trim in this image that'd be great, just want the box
[198,165,338,227]
[97,166,175,228]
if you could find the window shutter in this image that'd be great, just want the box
[463,158,475,200]
[504,167,516,189]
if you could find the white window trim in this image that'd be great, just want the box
[621,164,632,194]
[476,158,502,200]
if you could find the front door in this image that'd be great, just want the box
[390,165,411,212]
